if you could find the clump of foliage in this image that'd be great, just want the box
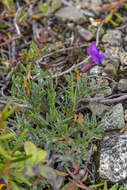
[0,101,67,190]
[7,42,105,189]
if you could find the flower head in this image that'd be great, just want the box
[87,42,105,65]
[81,42,105,72]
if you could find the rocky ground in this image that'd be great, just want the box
[1,0,127,189]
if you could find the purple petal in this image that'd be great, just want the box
[100,53,106,61]
[87,42,105,65]
[91,55,100,65]
[87,42,99,57]
[81,62,92,72]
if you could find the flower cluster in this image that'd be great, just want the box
[81,42,105,72]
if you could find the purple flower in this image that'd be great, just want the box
[87,42,105,64]
[81,42,105,72]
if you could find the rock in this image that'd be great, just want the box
[124,35,127,41]
[84,0,102,14]
[124,45,127,51]
[76,25,93,41]
[110,81,118,91]
[89,102,110,117]
[90,0,102,14]
[103,63,118,78]
[118,79,127,92]
[125,109,127,122]
[98,104,125,131]
[67,22,75,30]
[102,29,122,46]
[105,47,120,67]
[89,66,103,75]
[55,7,86,23]
[95,78,109,87]
[99,131,127,182]
[119,52,127,66]
[100,87,112,97]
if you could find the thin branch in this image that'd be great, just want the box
[36,44,88,64]
[86,75,116,83]
[51,56,90,79]
[0,99,32,109]
[96,20,105,46]
[79,94,127,105]
[13,7,22,36]
[65,166,91,190]
[116,22,127,29]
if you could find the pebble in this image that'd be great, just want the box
[103,63,118,78]
[76,25,93,41]
[102,29,122,46]
[100,87,112,97]
[89,66,102,75]
[85,0,102,14]
[119,52,127,65]
[98,103,125,131]
[89,102,110,117]
[118,79,127,92]
[55,7,86,23]
[105,47,120,67]
[124,110,127,122]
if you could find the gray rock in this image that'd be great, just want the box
[89,102,110,117]
[118,79,127,92]
[98,104,125,131]
[76,25,93,41]
[124,46,127,51]
[124,36,127,42]
[89,66,103,75]
[119,52,127,66]
[125,109,127,122]
[102,30,122,46]
[55,7,86,23]
[100,87,112,97]
[105,47,120,66]
[83,0,102,14]
[90,0,102,14]
[103,63,118,78]
[99,131,127,182]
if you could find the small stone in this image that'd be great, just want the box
[99,131,127,182]
[102,29,122,46]
[105,47,120,66]
[124,45,127,51]
[67,23,75,30]
[76,25,93,41]
[89,0,102,14]
[55,7,86,23]
[110,81,117,91]
[100,87,112,97]
[89,102,110,117]
[98,103,125,131]
[125,110,127,122]
[119,52,127,65]
[124,35,127,43]
[103,63,118,78]
[95,78,109,87]
[89,66,102,75]
[79,169,86,177]
[118,79,127,92]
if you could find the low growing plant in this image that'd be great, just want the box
[0,101,67,190]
